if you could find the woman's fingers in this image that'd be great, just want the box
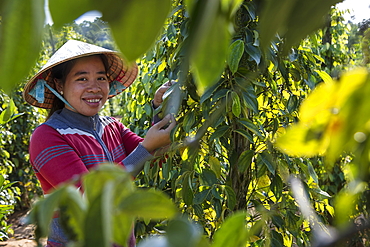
[141,114,176,152]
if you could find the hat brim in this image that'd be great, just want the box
[23,40,138,109]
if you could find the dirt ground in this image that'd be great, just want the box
[0,210,46,247]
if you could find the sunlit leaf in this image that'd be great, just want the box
[334,182,366,226]
[209,156,222,179]
[0,99,17,124]
[275,123,328,157]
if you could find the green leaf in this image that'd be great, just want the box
[259,151,276,175]
[238,118,263,138]
[82,164,133,204]
[258,0,295,50]
[227,39,244,74]
[167,218,202,247]
[210,125,230,142]
[282,0,342,51]
[182,171,194,205]
[0,175,5,188]
[212,212,248,247]
[209,156,222,179]
[60,186,87,241]
[200,169,218,186]
[194,189,210,204]
[245,43,261,65]
[270,175,283,200]
[314,69,332,83]
[234,129,254,143]
[119,190,177,220]
[183,110,196,132]
[0,0,44,94]
[191,3,231,92]
[112,211,134,246]
[224,185,236,210]
[49,0,90,28]
[307,161,319,185]
[237,150,254,173]
[231,91,241,117]
[108,0,172,62]
[84,194,108,247]
[286,94,298,113]
[242,91,259,114]
[38,188,65,237]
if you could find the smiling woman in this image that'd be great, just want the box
[22,40,176,247]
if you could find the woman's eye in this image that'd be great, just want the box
[77,77,87,81]
[98,77,107,81]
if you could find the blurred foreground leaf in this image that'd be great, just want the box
[0,0,44,93]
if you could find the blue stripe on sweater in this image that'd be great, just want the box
[80,154,106,166]
[34,145,74,171]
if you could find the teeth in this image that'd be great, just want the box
[86,99,100,103]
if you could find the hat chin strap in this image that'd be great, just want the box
[29,79,76,111]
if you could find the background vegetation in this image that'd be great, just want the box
[1,0,370,246]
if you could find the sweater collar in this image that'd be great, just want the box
[54,108,101,133]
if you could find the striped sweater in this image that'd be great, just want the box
[30,108,153,194]
[30,108,151,246]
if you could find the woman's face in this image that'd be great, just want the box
[60,56,109,116]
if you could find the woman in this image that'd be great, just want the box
[23,40,176,246]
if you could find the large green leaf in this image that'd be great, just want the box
[190,0,231,93]
[48,0,91,29]
[167,218,202,247]
[82,164,133,204]
[119,189,177,220]
[60,186,87,241]
[212,212,248,247]
[258,0,342,52]
[0,0,44,94]
[84,194,108,247]
[107,0,172,62]
[258,0,295,50]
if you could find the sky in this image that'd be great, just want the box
[337,0,370,22]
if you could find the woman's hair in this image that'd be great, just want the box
[46,54,110,119]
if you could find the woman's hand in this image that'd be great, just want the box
[153,80,175,108]
[141,114,176,152]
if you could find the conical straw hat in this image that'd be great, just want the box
[23,40,138,109]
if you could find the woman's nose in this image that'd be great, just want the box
[87,80,101,92]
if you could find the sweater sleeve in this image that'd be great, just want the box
[30,125,88,193]
[118,124,153,176]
